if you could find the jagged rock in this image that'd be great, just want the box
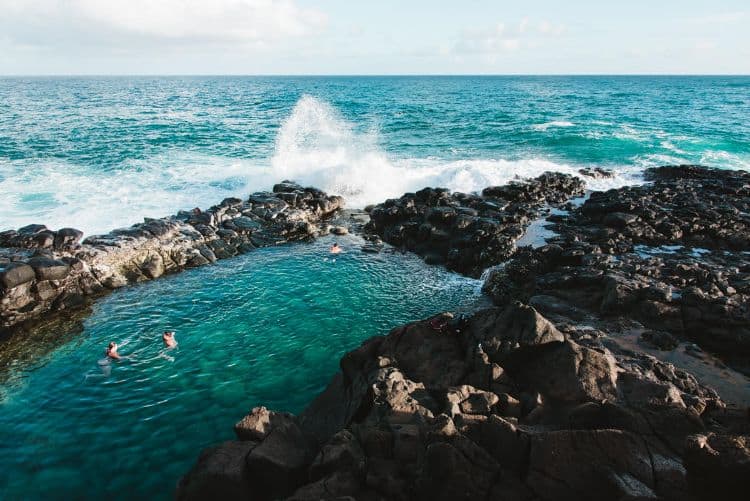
[641,330,679,351]
[54,228,84,249]
[684,433,750,500]
[244,417,314,500]
[526,429,656,500]
[365,172,585,276]
[483,166,750,367]
[26,257,71,281]
[467,302,564,363]
[234,406,296,442]
[512,340,618,403]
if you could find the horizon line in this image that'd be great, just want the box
[1,73,749,78]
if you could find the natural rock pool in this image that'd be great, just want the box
[0,235,482,499]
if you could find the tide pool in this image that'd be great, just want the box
[0,235,482,499]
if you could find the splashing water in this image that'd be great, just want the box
[270,95,641,208]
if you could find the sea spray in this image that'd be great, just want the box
[269,95,641,208]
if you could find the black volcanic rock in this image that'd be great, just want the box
[365,172,585,276]
[484,165,750,368]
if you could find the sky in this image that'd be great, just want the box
[0,0,748,75]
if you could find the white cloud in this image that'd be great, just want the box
[0,0,327,49]
[682,11,747,25]
[451,18,565,55]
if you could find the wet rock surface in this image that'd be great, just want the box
[179,303,746,501]
[483,165,750,373]
[0,182,343,331]
[365,172,585,277]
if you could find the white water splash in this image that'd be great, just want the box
[270,96,640,207]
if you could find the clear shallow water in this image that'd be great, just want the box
[0,236,482,499]
[1,76,749,235]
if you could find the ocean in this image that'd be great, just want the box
[0,76,749,499]
[2,76,748,235]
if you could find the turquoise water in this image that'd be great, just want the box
[1,76,748,235]
[1,76,749,499]
[0,236,482,499]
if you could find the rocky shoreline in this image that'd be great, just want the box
[0,182,343,332]
[178,166,749,501]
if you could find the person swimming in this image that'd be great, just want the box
[105,342,122,360]
[162,331,177,348]
[330,242,342,254]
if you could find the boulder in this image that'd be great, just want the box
[0,262,36,289]
[234,406,296,442]
[513,340,618,403]
[526,429,657,500]
[176,441,254,501]
[684,433,750,500]
[467,302,565,363]
[26,257,71,281]
[54,228,84,249]
[641,330,679,351]
[244,418,314,500]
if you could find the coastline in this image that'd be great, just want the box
[1,165,748,499]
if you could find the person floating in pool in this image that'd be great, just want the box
[105,342,122,360]
[162,331,177,348]
[330,242,342,254]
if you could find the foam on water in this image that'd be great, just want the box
[531,120,575,131]
[0,155,264,236]
[0,95,640,236]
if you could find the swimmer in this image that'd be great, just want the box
[105,342,122,360]
[330,242,342,254]
[162,330,177,348]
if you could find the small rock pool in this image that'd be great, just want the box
[0,235,483,499]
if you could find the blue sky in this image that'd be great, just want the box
[0,0,748,74]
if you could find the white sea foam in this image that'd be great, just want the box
[0,155,263,236]
[531,120,575,131]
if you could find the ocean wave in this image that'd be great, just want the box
[0,155,262,236]
[531,121,575,131]
[270,96,640,207]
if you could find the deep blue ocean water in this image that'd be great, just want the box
[0,76,749,499]
[1,76,748,235]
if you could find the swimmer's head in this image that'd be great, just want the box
[108,342,117,350]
